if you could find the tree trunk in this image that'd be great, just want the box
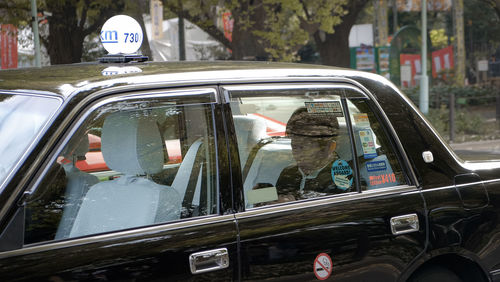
[46,3,85,64]
[130,0,152,58]
[230,1,268,60]
[314,0,370,67]
[314,22,352,67]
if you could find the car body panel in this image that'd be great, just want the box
[0,61,499,281]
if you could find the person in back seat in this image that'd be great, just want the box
[276,107,353,201]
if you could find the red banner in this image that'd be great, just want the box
[1,24,18,69]
[431,45,454,79]
[222,12,233,42]
[400,54,421,87]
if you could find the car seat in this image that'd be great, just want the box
[233,115,267,169]
[69,112,181,238]
[170,139,205,217]
[55,134,99,239]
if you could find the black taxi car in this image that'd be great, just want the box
[0,61,499,281]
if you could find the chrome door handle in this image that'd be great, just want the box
[390,213,419,235]
[189,248,229,274]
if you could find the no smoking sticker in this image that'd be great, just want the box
[314,253,333,280]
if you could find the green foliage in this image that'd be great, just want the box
[465,0,500,47]
[427,105,486,140]
[430,29,449,49]
[252,2,308,61]
[427,104,449,135]
[251,0,348,61]
[455,110,486,135]
[164,0,348,62]
[404,84,499,108]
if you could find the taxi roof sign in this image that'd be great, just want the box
[100,15,143,55]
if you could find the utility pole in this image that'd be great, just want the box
[392,0,398,33]
[178,0,186,61]
[374,0,389,47]
[30,0,41,67]
[420,0,429,115]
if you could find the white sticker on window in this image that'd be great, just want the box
[246,187,279,205]
[359,129,377,159]
[305,101,343,117]
[353,113,370,128]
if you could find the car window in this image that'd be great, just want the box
[0,94,60,186]
[24,95,217,244]
[228,86,356,208]
[346,97,407,190]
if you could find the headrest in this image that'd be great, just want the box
[286,107,339,137]
[233,115,267,141]
[101,112,164,175]
[62,134,90,161]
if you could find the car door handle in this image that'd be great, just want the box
[189,248,229,274]
[390,213,419,235]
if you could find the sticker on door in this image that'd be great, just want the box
[314,253,333,280]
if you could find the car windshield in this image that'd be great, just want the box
[0,94,61,185]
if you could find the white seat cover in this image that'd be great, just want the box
[70,112,181,238]
[233,115,267,168]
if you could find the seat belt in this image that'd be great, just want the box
[181,145,205,217]
[242,138,273,182]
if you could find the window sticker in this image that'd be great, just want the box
[353,113,370,128]
[305,101,343,117]
[369,173,396,187]
[362,155,398,189]
[366,160,387,172]
[359,130,377,159]
[246,187,279,205]
[331,159,353,190]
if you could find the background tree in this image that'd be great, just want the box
[42,1,126,64]
[0,0,154,65]
[164,0,363,66]
[163,0,269,60]
[307,0,370,67]
[480,0,500,20]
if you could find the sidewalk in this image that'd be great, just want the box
[450,139,500,153]
[449,139,500,160]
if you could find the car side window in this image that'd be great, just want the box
[24,95,217,244]
[346,97,407,190]
[229,87,356,208]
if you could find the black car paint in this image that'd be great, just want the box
[0,62,498,281]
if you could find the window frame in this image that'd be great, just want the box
[222,82,418,210]
[19,87,225,248]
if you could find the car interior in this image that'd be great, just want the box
[25,102,218,243]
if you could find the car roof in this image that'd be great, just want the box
[0,61,386,101]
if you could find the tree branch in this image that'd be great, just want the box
[163,1,232,49]
[79,0,91,30]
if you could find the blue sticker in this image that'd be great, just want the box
[331,159,353,191]
[366,160,387,172]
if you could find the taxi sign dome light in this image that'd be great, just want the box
[100,15,143,55]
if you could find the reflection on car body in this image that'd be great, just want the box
[0,61,499,281]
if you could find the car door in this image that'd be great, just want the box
[0,88,238,281]
[224,83,426,281]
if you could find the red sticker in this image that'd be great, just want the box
[314,253,333,280]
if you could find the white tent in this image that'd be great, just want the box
[144,17,229,61]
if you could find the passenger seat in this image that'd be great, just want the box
[69,112,181,238]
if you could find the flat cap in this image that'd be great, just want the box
[286,107,339,137]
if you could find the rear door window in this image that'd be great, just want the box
[228,85,355,208]
[227,84,408,209]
